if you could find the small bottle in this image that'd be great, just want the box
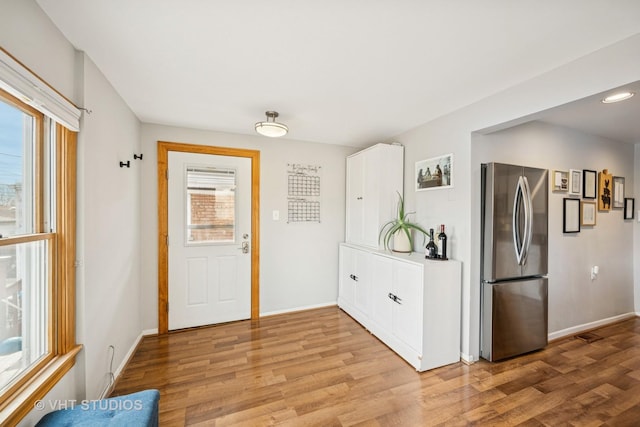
[425,228,438,259]
[437,224,448,260]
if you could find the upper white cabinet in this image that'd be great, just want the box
[345,143,403,249]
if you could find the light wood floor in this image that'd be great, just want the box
[112,306,640,426]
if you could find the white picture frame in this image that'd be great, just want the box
[612,176,625,208]
[568,169,582,197]
[552,170,568,192]
[415,153,453,191]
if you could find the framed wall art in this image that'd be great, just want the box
[581,201,596,226]
[582,169,597,199]
[415,153,453,191]
[612,176,625,208]
[563,198,580,233]
[624,198,635,220]
[568,169,582,197]
[552,170,568,192]
[598,169,612,211]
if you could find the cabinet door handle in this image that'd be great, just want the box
[356,196,363,200]
[350,274,358,281]
[388,293,402,304]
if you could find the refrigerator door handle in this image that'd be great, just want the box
[521,175,533,265]
[512,176,525,265]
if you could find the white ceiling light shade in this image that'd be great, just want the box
[255,111,288,137]
[601,91,635,104]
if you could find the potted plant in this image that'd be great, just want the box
[379,192,429,253]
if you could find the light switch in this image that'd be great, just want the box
[272,210,280,221]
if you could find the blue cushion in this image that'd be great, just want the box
[36,389,160,427]
[0,336,22,355]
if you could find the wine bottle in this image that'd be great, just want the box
[425,228,438,259]
[437,224,447,260]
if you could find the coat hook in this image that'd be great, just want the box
[133,153,143,160]
[120,161,130,168]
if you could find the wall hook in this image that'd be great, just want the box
[133,153,143,160]
[120,161,130,168]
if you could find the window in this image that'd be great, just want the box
[0,87,79,424]
[186,166,236,244]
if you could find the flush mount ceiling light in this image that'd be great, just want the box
[601,91,635,104]
[255,111,288,137]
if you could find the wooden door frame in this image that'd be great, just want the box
[157,141,260,334]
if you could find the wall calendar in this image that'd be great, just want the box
[287,163,321,223]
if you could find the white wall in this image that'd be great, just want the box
[394,34,640,362]
[475,121,635,335]
[76,53,142,399]
[139,124,356,329]
[0,0,76,104]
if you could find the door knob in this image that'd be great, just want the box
[238,241,249,253]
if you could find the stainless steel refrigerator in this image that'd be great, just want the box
[481,162,548,362]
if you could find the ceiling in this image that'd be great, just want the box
[36,1,640,147]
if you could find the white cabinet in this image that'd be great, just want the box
[338,244,371,326]
[338,243,461,371]
[345,143,403,249]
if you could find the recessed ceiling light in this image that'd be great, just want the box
[601,91,635,104]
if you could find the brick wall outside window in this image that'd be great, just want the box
[189,192,234,241]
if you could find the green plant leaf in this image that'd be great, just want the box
[378,191,428,251]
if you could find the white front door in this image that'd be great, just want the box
[167,151,252,330]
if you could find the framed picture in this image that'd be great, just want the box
[568,169,582,197]
[582,169,597,199]
[415,153,453,191]
[612,176,625,208]
[581,201,596,226]
[598,169,612,211]
[624,198,635,220]
[552,170,568,192]
[563,198,580,233]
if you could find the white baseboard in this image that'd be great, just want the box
[142,328,158,336]
[260,302,337,317]
[548,311,637,341]
[460,352,475,364]
[102,331,146,398]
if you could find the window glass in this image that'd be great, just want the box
[186,166,236,244]
[0,238,49,393]
[0,100,35,237]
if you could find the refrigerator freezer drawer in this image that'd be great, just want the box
[481,277,548,361]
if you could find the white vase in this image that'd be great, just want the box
[393,229,412,253]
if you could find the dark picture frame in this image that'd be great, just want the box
[563,198,580,233]
[582,169,597,199]
[624,198,635,220]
